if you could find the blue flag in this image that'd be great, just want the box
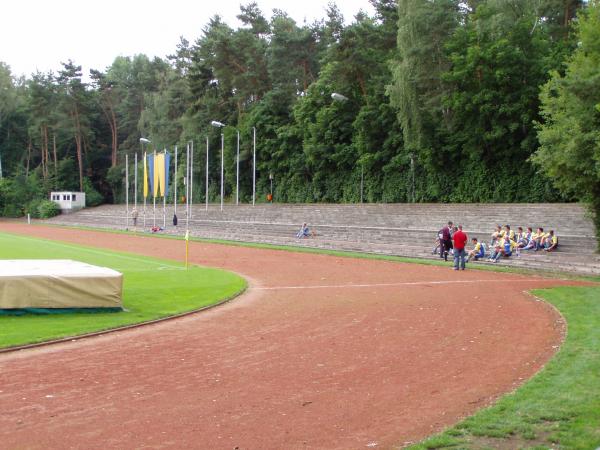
[147,153,155,198]
[164,151,171,198]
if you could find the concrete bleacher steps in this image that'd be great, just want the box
[45,203,600,275]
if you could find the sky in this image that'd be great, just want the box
[2,0,375,80]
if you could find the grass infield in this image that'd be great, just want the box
[0,232,246,350]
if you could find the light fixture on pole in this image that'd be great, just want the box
[331,92,349,102]
[210,121,226,211]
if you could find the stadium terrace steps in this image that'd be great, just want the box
[45,203,600,275]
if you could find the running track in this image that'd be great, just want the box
[0,224,574,449]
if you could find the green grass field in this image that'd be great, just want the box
[0,232,246,349]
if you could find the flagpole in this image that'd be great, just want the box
[174,145,178,216]
[163,149,167,228]
[153,150,156,228]
[125,154,129,229]
[190,140,194,219]
[186,143,190,231]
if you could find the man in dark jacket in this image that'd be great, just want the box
[440,221,453,261]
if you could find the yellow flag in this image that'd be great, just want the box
[153,153,163,198]
[156,153,167,197]
[143,152,148,198]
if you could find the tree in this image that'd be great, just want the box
[534,0,600,241]
[387,0,460,168]
[0,63,19,178]
[56,61,92,192]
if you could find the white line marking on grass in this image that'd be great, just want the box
[254,279,542,291]
[0,233,183,270]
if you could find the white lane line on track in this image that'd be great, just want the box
[253,279,544,291]
[2,233,184,269]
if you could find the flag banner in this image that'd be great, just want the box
[147,153,155,198]
[143,152,148,198]
[154,153,165,197]
[164,151,171,198]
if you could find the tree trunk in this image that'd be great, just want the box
[53,134,57,176]
[43,124,49,179]
[73,106,84,192]
[26,137,31,177]
[110,106,118,167]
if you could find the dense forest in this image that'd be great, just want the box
[0,0,598,228]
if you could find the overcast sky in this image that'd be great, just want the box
[2,0,375,79]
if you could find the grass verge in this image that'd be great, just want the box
[407,286,600,449]
[0,232,246,349]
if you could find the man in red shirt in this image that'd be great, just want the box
[452,224,468,270]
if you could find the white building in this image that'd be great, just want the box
[50,191,86,213]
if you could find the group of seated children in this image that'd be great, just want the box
[466,225,558,263]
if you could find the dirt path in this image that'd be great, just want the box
[0,223,575,449]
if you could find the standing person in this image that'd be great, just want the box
[452,224,468,270]
[440,221,453,261]
[131,208,138,228]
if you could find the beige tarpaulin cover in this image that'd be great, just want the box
[0,260,123,309]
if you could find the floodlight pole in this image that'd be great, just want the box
[210,121,226,211]
[220,133,224,211]
[134,153,138,209]
[125,154,129,229]
[236,130,240,205]
[253,127,256,206]
[205,136,209,211]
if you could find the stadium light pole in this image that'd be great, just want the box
[211,120,225,211]
[331,93,363,202]
[252,126,256,206]
[140,138,152,228]
[236,130,240,205]
[205,136,209,211]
